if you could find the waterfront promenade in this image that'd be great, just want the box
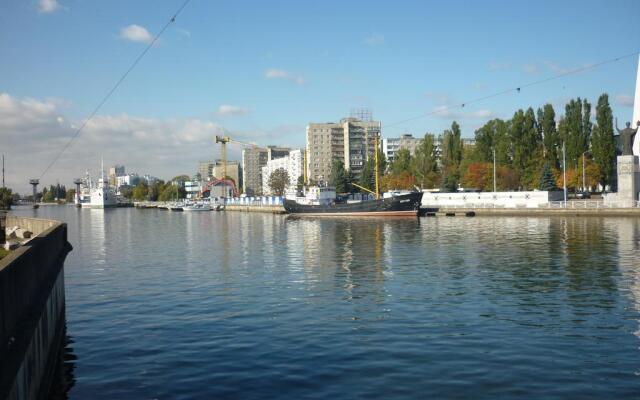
[0,216,71,400]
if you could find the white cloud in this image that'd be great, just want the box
[523,63,538,74]
[176,28,191,39]
[38,0,60,13]
[432,105,496,120]
[488,61,511,71]
[363,33,385,46]
[0,92,245,193]
[119,24,153,44]
[264,69,305,85]
[614,94,634,107]
[216,105,248,116]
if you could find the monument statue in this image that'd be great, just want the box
[615,118,639,156]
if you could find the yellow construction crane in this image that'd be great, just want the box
[215,135,264,197]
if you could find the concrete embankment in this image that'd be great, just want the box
[0,216,72,400]
[427,207,640,217]
[223,204,286,214]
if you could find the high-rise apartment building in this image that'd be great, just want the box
[242,146,290,196]
[306,117,381,183]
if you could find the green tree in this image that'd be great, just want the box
[0,187,13,209]
[158,183,185,201]
[359,158,375,192]
[329,160,351,193]
[538,163,558,191]
[65,188,76,203]
[171,175,190,183]
[559,98,591,170]
[590,93,616,189]
[296,175,304,192]
[473,119,510,165]
[42,188,55,203]
[440,121,463,191]
[509,108,543,189]
[413,133,439,188]
[390,147,413,175]
[537,104,559,169]
[120,186,134,199]
[268,168,290,196]
[132,181,149,201]
[148,180,165,201]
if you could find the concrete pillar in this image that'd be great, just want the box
[617,155,640,206]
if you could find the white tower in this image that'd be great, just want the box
[632,55,640,156]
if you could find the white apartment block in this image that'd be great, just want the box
[261,149,303,195]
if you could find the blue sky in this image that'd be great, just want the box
[1,0,639,192]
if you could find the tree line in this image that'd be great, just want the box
[125,175,190,201]
[363,93,617,193]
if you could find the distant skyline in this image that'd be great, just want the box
[1,0,639,193]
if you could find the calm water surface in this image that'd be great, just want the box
[14,207,640,399]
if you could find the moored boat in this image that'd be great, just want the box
[284,191,423,217]
[183,203,212,211]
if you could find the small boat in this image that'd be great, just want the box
[183,203,212,211]
[169,203,184,211]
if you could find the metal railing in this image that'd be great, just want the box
[426,200,640,209]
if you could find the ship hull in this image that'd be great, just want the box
[284,192,423,216]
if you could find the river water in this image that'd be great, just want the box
[13,206,640,399]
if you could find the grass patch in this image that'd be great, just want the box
[0,247,9,260]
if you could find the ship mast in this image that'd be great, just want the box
[374,136,379,199]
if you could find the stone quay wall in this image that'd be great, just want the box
[0,216,72,400]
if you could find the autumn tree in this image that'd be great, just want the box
[462,162,493,191]
[380,172,417,192]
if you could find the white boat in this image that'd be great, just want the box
[81,159,117,209]
[183,202,212,211]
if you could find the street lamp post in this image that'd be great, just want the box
[582,151,587,193]
[562,142,567,206]
[493,147,497,193]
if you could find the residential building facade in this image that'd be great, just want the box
[306,117,381,183]
[242,146,291,196]
[382,134,420,163]
[261,149,303,195]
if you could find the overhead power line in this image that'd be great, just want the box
[385,50,640,130]
[39,0,192,180]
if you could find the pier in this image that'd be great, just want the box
[0,216,72,400]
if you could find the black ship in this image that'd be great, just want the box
[283,191,424,217]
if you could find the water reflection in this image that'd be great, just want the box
[47,322,77,400]
[9,206,640,399]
